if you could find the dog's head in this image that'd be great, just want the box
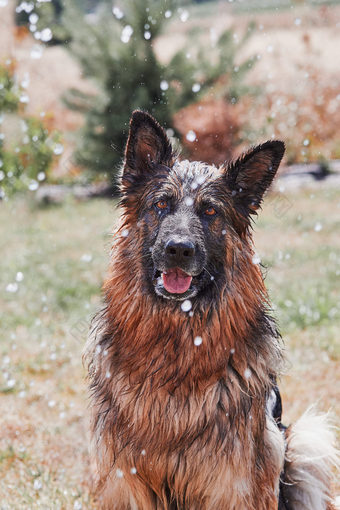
[120,110,284,303]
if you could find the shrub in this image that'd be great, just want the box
[0,63,21,113]
[173,99,241,165]
[0,62,61,198]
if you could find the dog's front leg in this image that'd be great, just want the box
[97,470,163,510]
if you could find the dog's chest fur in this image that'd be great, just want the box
[89,306,284,510]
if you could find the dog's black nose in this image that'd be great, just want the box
[165,239,195,264]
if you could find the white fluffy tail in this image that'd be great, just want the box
[281,409,339,510]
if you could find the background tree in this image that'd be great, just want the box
[62,0,256,184]
[62,0,178,180]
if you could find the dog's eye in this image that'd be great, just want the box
[155,200,168,210]
[204,206,217,216]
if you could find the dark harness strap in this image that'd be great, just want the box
[267,385,292,510]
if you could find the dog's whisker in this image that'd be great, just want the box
[203,266,219,291]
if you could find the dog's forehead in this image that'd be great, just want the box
[172,160,219,180]
[168,160,221,194]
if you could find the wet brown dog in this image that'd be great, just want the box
[85,111,338,509]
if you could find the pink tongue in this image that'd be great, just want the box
[162,268,192,294]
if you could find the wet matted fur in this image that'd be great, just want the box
[85,111,339,510]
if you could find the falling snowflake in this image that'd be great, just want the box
[19,93,29,104]
[29,12,38,24]
[252,254,261,265]
[121,25,133,44]
[28,180,39,191]
[6,283,18,293]
[16,272,24,282]
[53,143,64,155]
[194,336,202,346]
[33,479,42,491]
[21,73,30,89]
[40,28,52,42]
[160,80,169,91]
[180,10,189,22]
[181,300,192,312]
[184,196,194,206]
[186,130,196,142]
[244,368,252,379]
[81,253,92,262]
[113,6,124,19]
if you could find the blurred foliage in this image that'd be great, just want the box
[63,0,256,182]
[0,64,21,113]
[166,21,257,111]
[238,64,340,163]
[0,62,60,198]
[15,0,69,45]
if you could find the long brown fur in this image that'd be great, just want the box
[85,111,338,510]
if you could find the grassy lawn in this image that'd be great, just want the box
[187,0,340,16]
[0,187,339,507]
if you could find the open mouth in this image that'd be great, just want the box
[153,267,200,300]
[162,267,192,294]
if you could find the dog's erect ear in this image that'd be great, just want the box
[225,140,285,216]
[122,110,174,188]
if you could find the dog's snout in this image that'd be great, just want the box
[165,239,195,264]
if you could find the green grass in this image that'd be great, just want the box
[0,197,116,509]
[185,0,340,17]
[0,188,339,505]
[256,187,340,359]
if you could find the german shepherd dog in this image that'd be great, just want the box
[85,111,339,509]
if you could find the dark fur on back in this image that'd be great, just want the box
[85,111,338,510]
